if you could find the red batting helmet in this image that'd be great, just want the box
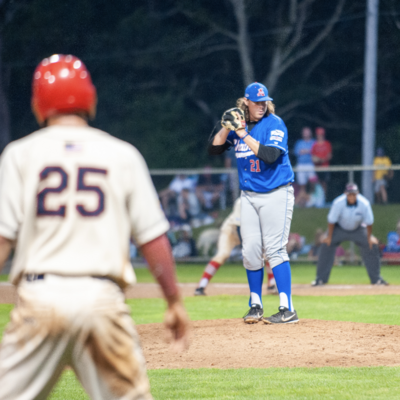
[32,54,97,124]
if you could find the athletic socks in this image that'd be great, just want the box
[265,262,275,287]
[246,267,264,308]
[198,260,221,288]
[273,261,294,311]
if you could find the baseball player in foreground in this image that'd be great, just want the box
[194,197,276,296]
[0,54,189,400]
[208,82,298,325]
[312,183,388,286]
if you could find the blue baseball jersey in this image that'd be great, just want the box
[226,114,294,193]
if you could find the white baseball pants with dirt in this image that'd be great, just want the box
[241,185,294,270]
[0,275,152,400]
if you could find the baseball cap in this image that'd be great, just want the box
[344,183,359,194]
[245,82,273,102]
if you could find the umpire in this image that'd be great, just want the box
[312,183,388,286]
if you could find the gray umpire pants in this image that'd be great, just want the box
[316,225,381,284]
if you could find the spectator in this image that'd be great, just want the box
[196,166,224,211]
[384,220,400,252]
[373,147,393,204]
[311,127,332,195]
[172,225,197,258]
[286,233,304,259]
[294,176,325,208]
[159,174,196,216]
[306,176,325,208]
[178,188,201,224]
[293,127,316,198]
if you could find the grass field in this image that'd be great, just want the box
[1,264,400,399]
[132,263,400,285]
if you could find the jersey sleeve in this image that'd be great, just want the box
[327,201,341,224]
[0,145,23,240]
[262,119,288,154]
[226,131,236,147]
[127,148,170,246]
[363,203,374,226]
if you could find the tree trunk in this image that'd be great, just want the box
[0,34,10,153]
[230,0,254,85]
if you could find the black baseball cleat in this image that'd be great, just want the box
[373,278,389,286]
[263,306,299,324]
[243,304,263,324]
[311,279,325,287]
[194,287,206,296]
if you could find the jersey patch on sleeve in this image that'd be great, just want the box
[270,136,283,142]
[271,129,285,137]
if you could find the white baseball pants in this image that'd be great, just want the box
[0,275,152,400]
[241,185,294,270]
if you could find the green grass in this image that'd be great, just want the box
[3,264,400,285]
[133,263,400,285]
[124,295,400,326]
[49,367,400,400]
[0,274,8,282]
[2,263,400,399]
[1,296,399,336]
[190,203,400,245]
[0,304,13,340]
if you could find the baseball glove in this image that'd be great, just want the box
[221,108,246,131]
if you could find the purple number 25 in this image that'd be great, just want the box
[37,166,107,217]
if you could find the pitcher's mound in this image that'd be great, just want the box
[138,319,400,369]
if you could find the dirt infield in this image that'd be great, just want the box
[1,282,399,370]
[138,319,400,369]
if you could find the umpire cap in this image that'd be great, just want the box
[344,183,359,194]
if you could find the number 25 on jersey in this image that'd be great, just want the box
[37,166,107,217]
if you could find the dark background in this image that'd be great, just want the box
[1,0,399,189]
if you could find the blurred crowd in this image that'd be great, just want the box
[292,126,393,207]
[138,126,395,260]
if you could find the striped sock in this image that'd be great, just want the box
[198,261,221,288]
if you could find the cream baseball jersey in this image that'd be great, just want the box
[0,125,169,286]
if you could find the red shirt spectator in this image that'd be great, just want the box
[311,127,332,167]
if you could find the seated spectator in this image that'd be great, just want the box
[295,176,325,208]
[384,220,400,252]
[196,166,224,211]
[287,232,304,259]
[172,225,197,258]
[306,176,325,208]
[159,174,196,216]
[178,188,201,224]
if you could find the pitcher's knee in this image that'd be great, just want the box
[268,249,289,269]
[243,253,263,271]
